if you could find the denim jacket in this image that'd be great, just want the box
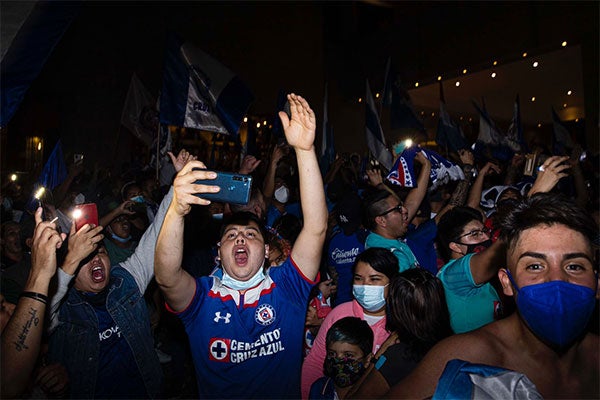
[47,268,163,398]
[47,188,173,398]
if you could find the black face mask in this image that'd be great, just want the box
[459,239,493,255]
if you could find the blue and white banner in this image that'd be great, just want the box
[387,146,464,191]
[159,33,254,136]
[365,80,393,171]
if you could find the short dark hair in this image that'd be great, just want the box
[436,206,483,262]
[362,190,393,230]
[220,211,267,240]
[499,193,597,258]
[354,247,399,281]
[386,268,453,358]
[325,316,373,357]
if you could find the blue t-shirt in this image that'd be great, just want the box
[89,296,147,398]
[436,254,501,334]
[406,220,438,275]
[327,228,367,306]
[174,257,316,399]
[365,232,419,272]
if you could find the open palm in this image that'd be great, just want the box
[279,93,316,151]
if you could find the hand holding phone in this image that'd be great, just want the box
[193,169,252,205]
[73,203,99,231]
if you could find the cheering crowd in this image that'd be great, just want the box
[1,94,598,399]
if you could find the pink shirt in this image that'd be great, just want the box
[300,300,390,399]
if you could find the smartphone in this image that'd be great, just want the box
[73,203,99,231]
[193,170,252,205]
[74,154,84,164]
[523,153,537,176]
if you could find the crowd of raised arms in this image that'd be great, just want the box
[0,94,598,399]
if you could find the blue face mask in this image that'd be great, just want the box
[506,270,597,348]
[352,284,387,312]
[221,266,266,291]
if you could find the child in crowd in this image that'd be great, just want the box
[309,317,373,400]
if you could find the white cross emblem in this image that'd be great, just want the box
[214,312,231,324]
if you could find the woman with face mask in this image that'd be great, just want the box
[301,247,398,399]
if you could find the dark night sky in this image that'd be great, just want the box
[3,1,598,173]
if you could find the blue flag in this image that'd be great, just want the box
[37,140,67,190]
[390,82,425,132]
[472,100,503,147]
[1,2,79,127]
[365,80,393,171]
[159,32,254,136]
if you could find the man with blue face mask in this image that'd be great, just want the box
[383,193,599,400]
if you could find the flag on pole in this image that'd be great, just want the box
[1,2,79,128]
[319,83,336,174]
[472,99,503,147]
[365,80,393,171]
[159,32,254,136]
[37,140,67,190]
[506,95,526,153]
[551,107,575,155]
[120,73,157,146]
[436,82,468,153]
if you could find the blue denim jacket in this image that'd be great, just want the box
[47,267,163,398]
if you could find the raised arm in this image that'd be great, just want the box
[280,94,327,280]
[467,161,501,210]
[1,208,65,398]
[154,161,220,311]
[469,238,506,285]
[527,155,570,196]
[404,151,431,224]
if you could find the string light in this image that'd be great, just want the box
[567,90,572,95]
[537,123,542,128]
[10,174,17,182]
[493,60,498,66]
[491,72,496,78]
[256,122,261,128]
[437,76,442,81]
[358,98,362,103]
[532,61,539,68]
[243,117,248,123]
[462,69,467,74]
[531,96,536,102]
[375,93,380,98]
[562,41,567,47]
[563,103,567,108]
[263,120,267,126]
[455,81,460,87]
[522,52,528,58]
[415,82,419,87]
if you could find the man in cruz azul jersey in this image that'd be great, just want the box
[154,93,327,399]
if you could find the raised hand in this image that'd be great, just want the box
[31,208,66,280]
[239,155,261,175]
[529,155,571,195]
[62,221,104,274]
[168,148,198,173]
[278,93,316,151]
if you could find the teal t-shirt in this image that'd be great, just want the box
[365,232,419,272]
[436,253,501,334]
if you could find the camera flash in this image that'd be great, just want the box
[72,209,82,219]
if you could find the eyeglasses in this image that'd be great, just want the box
[378,204,404,217]
[455,227,491,241]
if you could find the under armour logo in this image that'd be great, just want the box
[214,312,231,324]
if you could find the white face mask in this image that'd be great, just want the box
[221,267,265,291]
[352,284,388,312]
[274,185,289,204]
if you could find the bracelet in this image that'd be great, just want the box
[20,291,48,305]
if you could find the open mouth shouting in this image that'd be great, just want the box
[90,260,106,283]
[233,246,249,266]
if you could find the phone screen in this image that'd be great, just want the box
[73,203,99,231]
